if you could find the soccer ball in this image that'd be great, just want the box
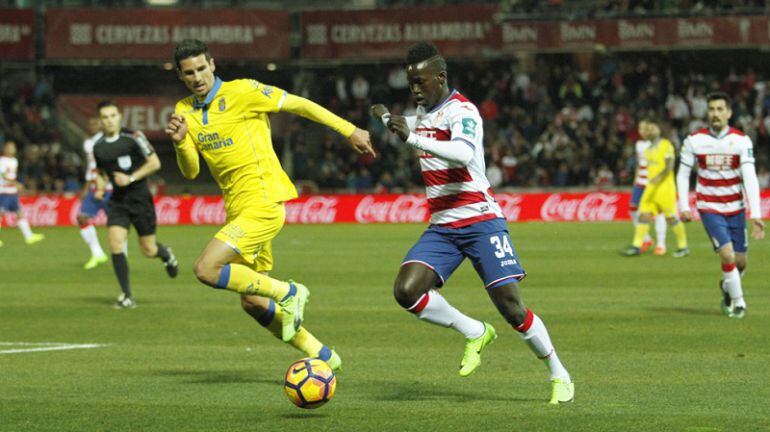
[283,358,337,409]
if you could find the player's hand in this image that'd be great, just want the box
[680,211,692,222]
[348,127,376,158]
[751,218,765,240]
[113,172,131,187]
[370,104,389,119]
[388,115,410,141]
[165,113,188,143]
[94,190,105,201]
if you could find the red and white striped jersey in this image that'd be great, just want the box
[0,156,19,194]
[633,139,651,186]
[680,127,754,215]
[408,90,503,228]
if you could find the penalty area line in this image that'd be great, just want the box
[0,343,107,354]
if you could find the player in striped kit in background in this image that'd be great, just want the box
[677,92,765,319]
[371,42,573,404]
[77,117,110,270]
[0,140,45,247]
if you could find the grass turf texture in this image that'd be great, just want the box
[1,222,769,432]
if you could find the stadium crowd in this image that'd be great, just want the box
[284,55,770,192]
[3,54,770,195]
[0,75,83,195]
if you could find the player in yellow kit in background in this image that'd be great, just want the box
[165,39,376,370]
[622,117,689,257]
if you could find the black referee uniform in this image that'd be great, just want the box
[93,128,158,235]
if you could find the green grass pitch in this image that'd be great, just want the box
[1,222,769,431]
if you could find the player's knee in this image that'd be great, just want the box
[140,245,155,257]
[393,277,422,309]
[76,214,89,225]
[193,257,218,286]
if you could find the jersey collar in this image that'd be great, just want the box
[427,89,456,114]
[193,76,223,109]
[709,126,729,139]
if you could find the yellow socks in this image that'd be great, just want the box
[217,263,290,301]
[671,221,688,249]
[256,300,325,357]
[632,223,651,248]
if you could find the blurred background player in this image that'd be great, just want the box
[628,119,668,255]
[677,92,765,319]
[372,42,573,404]
[623,117,689,257]
[77,116,109,269]
[0,140,45,247]
[93,101,179,309]
[166,39,374,369]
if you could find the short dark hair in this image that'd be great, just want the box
[407,42,444,67]
[174,39,210,68]
[707,91,731,106]
[96,100,118,114]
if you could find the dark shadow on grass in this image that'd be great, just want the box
[371,381,539,403]
[281,413,329,419]
[153,369,280,385]
[646,306,722,316]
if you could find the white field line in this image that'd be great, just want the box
[0,342,107,354]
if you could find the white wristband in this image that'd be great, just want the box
[380,113,391,127]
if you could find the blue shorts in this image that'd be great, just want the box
[0,194,20,213]
[80,190,110,218]
[402,218,526,289]
[701,211,747,253]
[629,185,645,210]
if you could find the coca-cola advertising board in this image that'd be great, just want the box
[45,8,289,60]
[5,191,770,227]
[59,95,179,141]
[0,9,34,60]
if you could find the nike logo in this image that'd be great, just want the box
[292,366,306,374]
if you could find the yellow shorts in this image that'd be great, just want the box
[214,202,285,272]
[639,185,677,218]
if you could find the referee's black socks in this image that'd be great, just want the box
[156,242,171,262]
[111,253,131,298]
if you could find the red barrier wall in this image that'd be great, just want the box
[4,191,769,227]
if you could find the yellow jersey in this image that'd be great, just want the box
[644,138,675,189]
[174,77,297,215]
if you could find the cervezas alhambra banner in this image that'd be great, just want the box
[45,8,290,60]
[300,5,498,60]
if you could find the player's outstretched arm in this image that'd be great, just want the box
[282,94,375,157]
[166,113,200,180]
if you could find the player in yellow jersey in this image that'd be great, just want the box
[622,117,689,257]
[165,39,375,370]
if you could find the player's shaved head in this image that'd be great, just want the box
[405,42,450,110]
[406,42,446,72]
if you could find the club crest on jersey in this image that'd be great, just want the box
[117,155,132,170]
[218,97,226,112]
[461,118,477,137]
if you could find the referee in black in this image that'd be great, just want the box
[93,100,178,309]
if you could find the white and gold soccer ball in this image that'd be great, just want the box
[283,358,337,409]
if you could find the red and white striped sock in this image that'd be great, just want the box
[407,291,484,339]
[515,308,570,381]
[722,263,745,308]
